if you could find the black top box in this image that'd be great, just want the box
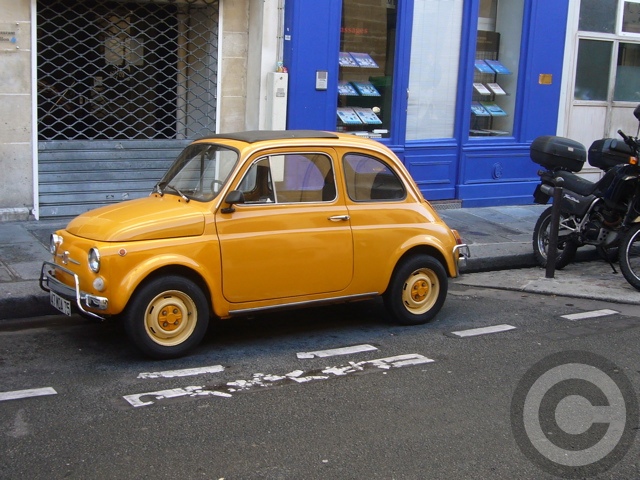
[588,138,633,171]
[530,136,586,173]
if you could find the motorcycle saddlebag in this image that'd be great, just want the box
[530,136,586,172]
[588,138,634,171]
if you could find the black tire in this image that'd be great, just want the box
[383,255,448,325]
[619,223,640,291]
[532,206,578,269]
[123,275,210,359]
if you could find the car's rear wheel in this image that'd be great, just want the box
[124,275,209,359]
[384,255,448,325]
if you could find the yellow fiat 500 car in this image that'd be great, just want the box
[41,130,469,359]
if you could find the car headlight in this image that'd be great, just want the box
[49,234,62,255]
[88,248,101,273]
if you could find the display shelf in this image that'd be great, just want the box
[470,31,511,137]
[337,50,388,138]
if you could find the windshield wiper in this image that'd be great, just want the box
[153,182,164,195]
[163,184,190,202]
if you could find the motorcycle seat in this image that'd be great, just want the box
[555,170,599,196]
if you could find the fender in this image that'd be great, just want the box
[108,245,224,315]
[389,227,460,279]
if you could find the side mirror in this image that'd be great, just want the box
[221,190,245,214]
[634,104,640,121]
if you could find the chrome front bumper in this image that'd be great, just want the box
[40,261,108,320]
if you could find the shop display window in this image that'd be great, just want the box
[336,0,397,139]
[406,0,463,140]
[469,0,523,137]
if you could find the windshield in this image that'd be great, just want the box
[156,143,239,202]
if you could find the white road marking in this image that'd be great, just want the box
[296,344,378,359]
[561,309,619,321]
[0,387,57,402]
[450,324,516,338]
[137,365,225,379]
[123,353,434,408]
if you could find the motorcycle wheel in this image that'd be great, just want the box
[532,206,578,269]
[618,223,640,291]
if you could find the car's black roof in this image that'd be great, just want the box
[198,130,339,144]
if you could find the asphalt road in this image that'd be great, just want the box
[2,284,640,479]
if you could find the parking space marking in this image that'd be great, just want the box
[137,365,225,379]
[450,324,516,338]
[123,353,434,408]
[0,387,57,402]
[561,309,619,321]
[296,344,378,359]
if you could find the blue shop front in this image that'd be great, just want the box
[283,0,569,206]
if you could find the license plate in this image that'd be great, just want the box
[50,291,72,316]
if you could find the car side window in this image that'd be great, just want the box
[343,154,406,202]
[238,158,274,203]
[239,153,335,204]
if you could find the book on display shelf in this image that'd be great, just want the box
[339,52,358,67]
[349,52,378,68]
[352,107,382,125]
[486,83,507,95]
[474,60,494,74]
[480,102,507,116]
[337,107,362,125]
[473,83,492,95]
[338,81,359,96]
[352,81,381,96]
[471,101,491,116]
[484,59,511,74]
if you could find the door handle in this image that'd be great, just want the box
[328,215,350,222]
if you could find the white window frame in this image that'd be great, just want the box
[618,0,640,37]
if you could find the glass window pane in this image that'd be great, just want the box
[271,154,334,203]
[343,154,405,202]
[615,43,640,101]
[579,0,617,33]
[622,1,640,34]
[574,40,612,101]
[337,0,396,138]
[469,0,523,137]
[238,158,274,204]
[406,0,463,140]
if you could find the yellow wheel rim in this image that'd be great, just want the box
[144,290,198,346]
[401,268,439,315]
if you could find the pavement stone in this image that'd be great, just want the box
[1,204,638,320]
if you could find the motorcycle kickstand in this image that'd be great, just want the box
[597,246,618,274]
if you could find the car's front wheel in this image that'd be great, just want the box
[383,255,448,325]
[124,275,210,359]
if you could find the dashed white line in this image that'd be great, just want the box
[296,344,378,359]
[450,324,517,338]
[561,309,619,321]
[0,387,57,402]
[137,365,225,379]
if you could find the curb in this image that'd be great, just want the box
[0,245,605,321]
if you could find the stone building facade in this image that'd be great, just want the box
[0,0,280,220]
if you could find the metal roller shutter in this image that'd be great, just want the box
[37,0,219,218]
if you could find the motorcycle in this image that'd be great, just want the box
[530,104,640,289]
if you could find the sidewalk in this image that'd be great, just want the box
[1,204,639,320]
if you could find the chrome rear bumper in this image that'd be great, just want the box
[454,244,471,274]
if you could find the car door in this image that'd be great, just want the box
[216,148,354,304]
